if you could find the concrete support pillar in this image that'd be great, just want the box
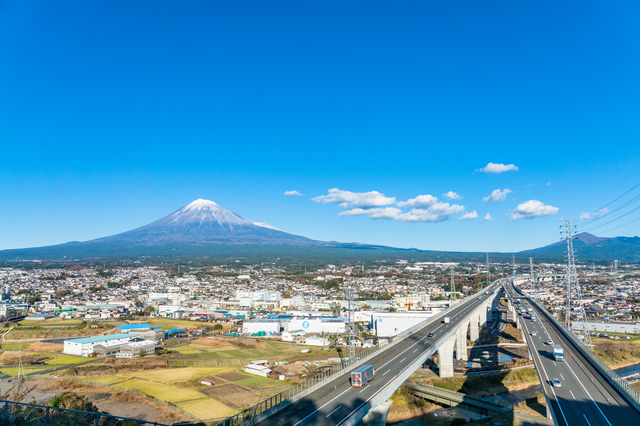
[470,312,480,341]
[516,315,521,329]
[437,335,457,378]
[479,305,487,327]
[360,400,393,426]
[455,320,469,360]
[486,301,493,324]
[546,400,552,419]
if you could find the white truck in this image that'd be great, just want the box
[444,317,451,324]
[551,344,564,361]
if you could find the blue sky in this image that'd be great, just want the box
[1,1,640,252]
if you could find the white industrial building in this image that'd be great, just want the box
[370,312,436,337]
[242,316,347,337]
[63,334,135,357]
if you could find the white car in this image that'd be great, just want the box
[531,331,537,336]
[546,339,553,345]
[552,378,561,388]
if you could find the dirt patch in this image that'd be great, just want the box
[594,342,640,369]
[272,364,307,376]
[216,372,248,382]
[201,383,247,397]
[218,392,263,409]
[237,339,268,349]
[26,342,64,353]
[199,376,226,385]
[39,379,189,424]
[191,338,235,347]
[0,352,48,365]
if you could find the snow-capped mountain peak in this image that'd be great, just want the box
[168,199,253,227]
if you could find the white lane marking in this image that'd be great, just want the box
[383,369,390,376]
[560,373,565,381]
[570,390,576,399]
[359,387,368,393]
[326,406,341,417]
[292,387,351,426]
[336,373,400,426]
[553,361,557,366]
[535,308,613,426]
[413,348,418,353]
[521,316,570,426]
[400,358,406,363]
[584,414,593,426]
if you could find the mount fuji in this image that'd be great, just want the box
[89,199,311,246]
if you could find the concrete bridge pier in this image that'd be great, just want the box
[455,320,470,361]
[359,400,392,426]
[469,312,480,341]
[437,335,457,377]
[479,305,487,327]
[485,301,493,324]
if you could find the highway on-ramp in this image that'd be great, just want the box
[506,282,640,426]
[257,285,498,426]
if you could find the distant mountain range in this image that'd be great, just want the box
[1,199,638,262]
[518,232,640,262]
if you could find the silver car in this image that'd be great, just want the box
[552,378,561,388]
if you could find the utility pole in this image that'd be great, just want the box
[562,220,592,348]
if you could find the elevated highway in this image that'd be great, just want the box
[246,283,502,426]
[504,280,640,426]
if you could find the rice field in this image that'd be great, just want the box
[80,375,130,385]
[176,397,237,419]
[118,378,207,403]
[130,366,235,383]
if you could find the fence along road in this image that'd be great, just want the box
[506,281,640,426]
[251,284,499,426]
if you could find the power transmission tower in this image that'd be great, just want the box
[562,220,593,348]
[529,258,537,301]
[486,253,490,287]
[345,285,355,365]
[450,268,456,305]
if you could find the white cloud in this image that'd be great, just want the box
[312,188,396,209]
[510,200,559,219]
[483,188,511,202]
[339,207,402,220]
[339,202,464,222]
[398,194,438,208]
[483,213,495,221]
[579,208,609,221]
[284,190,302,197]
[460,211,478,219]
[478,162,519,174]
[546,182,552,186]
[443,191,462,200]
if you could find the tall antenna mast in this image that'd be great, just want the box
[346,285,355,364]
[562,220,592,348]
[512,255,516,276]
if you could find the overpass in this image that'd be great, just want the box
[504,280,640,426]
[215,283,502,426]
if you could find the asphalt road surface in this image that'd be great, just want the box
[506,283,640,426]
[258,285,498,426]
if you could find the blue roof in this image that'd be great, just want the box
[67,334,132,344]
[151,327,163,330]
[167,329,184,334]
[119,324,150,330]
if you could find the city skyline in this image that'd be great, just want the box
[1,1,639,252]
